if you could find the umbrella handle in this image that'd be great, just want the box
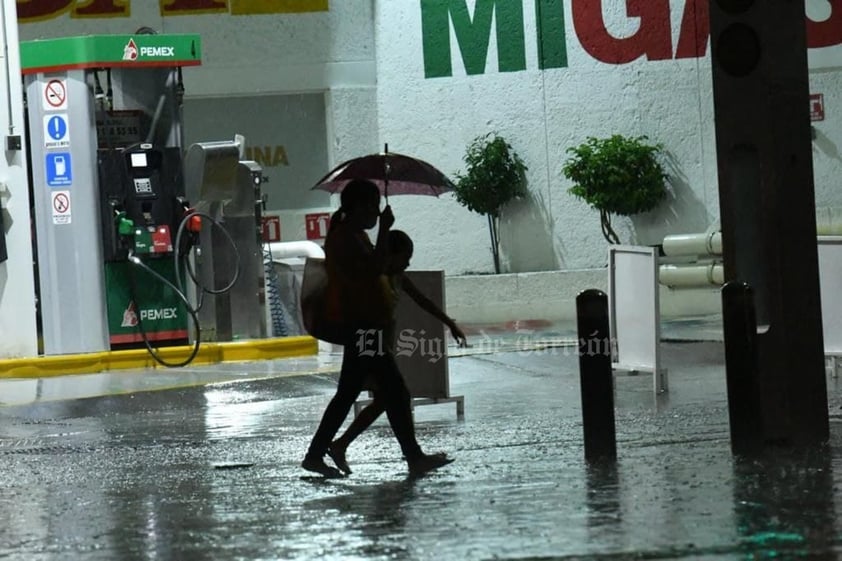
[384,143,390,202]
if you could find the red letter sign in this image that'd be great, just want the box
[572,0,673,64]
[675,0,709,59]
[74,0,129,17]
[160,0,227,15]
[17,0,74,21]
[807,3,842,49]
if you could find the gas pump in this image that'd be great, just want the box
[183,140,268,343]
[98,141,192,353]
[21,34,206,362]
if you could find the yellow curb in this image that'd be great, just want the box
[0,336,318,379]
[219,336,318,363]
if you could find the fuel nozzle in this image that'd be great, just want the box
[115,210,135,237]
[187,212,202,234]
[113,209,136,255]
[179,200,202,235]
[175,204,202,258]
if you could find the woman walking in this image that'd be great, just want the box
[301,179,452,478]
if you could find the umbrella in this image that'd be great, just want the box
[311,144,455,201]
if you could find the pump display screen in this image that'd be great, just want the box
[130,152,148,168]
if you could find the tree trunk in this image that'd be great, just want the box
[600,209,621,244]
[488,214,501,273]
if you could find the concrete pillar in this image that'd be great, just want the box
[0,0,38,358]
[710,0,829,446]
[26,71,110,355]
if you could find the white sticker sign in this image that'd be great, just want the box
[43,114,70,149]
[51,190,71,225]
[42,78,67,111]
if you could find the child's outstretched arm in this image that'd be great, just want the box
[401,276,468,347]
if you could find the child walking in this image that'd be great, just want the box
[327,229,468,475]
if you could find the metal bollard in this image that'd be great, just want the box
[721,281,763,455]
[576,289,617,462]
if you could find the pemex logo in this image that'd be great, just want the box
[121,301,139,328]
[122,38,138,61]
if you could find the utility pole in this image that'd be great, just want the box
[710,0,829,447]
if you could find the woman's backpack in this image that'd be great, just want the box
[300,257,347,345]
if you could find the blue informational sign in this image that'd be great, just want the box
[46,115,67,141]
[46,152,72,187]
[43,114,70,149]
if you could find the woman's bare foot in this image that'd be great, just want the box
[408,452,454,477]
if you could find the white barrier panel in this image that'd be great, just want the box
[0,379,39,406]
[608,246,667,393]
[394,271,450,398]
[355,270,464,418]
[818,236,842,376]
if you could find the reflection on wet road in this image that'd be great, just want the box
[1,342,841,559]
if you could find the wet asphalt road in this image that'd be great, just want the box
[2,341,842,560]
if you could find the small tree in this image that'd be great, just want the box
[454,133,528,273]
[563,135,667,244]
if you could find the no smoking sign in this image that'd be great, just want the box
[42,78,67,111]
[51,190,71,225]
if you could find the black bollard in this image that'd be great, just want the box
[721,281,764,455]
[576,289,617,462]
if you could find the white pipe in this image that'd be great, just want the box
[662,231,722,257]
[660,207,842,253]
[662,208,842,251]
[659,264,724,288]
[0,0,14,134]
[265,240,324,261]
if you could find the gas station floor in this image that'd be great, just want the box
[0,315,725,407]
[3,315,842,560]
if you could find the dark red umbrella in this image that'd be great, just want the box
[311,144,455,201]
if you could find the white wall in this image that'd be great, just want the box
[0,0,37,358]
[15,0,842,281]
[375,1,842,275]
[374,1,715,274]
[811,71,842,207]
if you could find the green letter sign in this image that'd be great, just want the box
[422,0,527,78]
[536,0,567,70]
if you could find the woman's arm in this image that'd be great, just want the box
[371,205,394,274]
[330,206,394,277]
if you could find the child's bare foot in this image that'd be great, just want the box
[327,442,351,475]
[301,454,344,478]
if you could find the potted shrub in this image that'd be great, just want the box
[454,133,528,273]
[562,135,667,244]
